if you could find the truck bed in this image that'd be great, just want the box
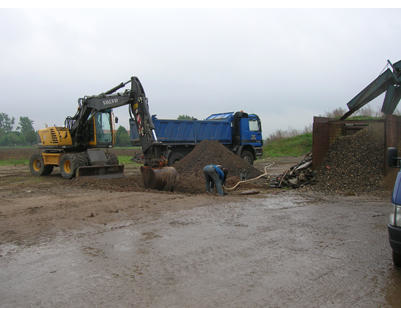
[130,117,232,145]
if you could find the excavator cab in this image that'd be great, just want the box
[75,110,123,177]
[88,110,114,148]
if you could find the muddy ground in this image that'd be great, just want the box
[0,153,400,307]
[0,155,294,247]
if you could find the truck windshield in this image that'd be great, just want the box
[249,119,260,132]
[95,112,112,145]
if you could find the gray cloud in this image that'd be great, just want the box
[0,8,400,137]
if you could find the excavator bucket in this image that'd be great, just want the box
[140,166,179,191]
[77,164,125,178]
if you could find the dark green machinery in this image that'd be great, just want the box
[341,59,401,120]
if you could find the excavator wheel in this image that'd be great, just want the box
[60,153,88,179]
[29,153,53,176]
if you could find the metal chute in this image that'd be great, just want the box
[341,59,401,120]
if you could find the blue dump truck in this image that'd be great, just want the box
[130,111,263,165]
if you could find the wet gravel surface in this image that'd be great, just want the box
[0,191,399,307]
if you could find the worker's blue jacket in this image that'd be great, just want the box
[205,165,225,180]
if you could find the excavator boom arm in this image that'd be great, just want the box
[67,76,166,167]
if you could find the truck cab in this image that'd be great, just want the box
[206,111,263,164]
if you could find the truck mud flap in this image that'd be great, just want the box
[76,165,125,178]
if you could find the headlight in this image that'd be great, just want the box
[389,205,401,226]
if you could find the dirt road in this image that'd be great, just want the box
[0,158,400,307]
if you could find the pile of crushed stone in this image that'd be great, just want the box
[173,140,262,193]
[174,140,261,178]
[314,124,385,194]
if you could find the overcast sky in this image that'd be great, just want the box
[1,8,400,137]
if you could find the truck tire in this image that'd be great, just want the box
[168,152,185,166]
[241,150,254,165]
[60,154,80,179]
[393,251,401,267]
[29,153,53,176]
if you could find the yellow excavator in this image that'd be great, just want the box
[30,77,175,189]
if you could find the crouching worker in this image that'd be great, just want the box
[203,164,228,196]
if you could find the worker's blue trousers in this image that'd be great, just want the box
[203,165,224,196]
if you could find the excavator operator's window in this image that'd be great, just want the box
[95,112,112,146]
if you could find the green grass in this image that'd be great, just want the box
[0,146,35,149]
[113,146,141,150]
[117,155,141,166]
[0,158,29,166]
[346,116,382,121]
[263,133,312,157]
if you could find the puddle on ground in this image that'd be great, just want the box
[0,194,399,307]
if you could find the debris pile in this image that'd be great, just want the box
[270,153,315,188]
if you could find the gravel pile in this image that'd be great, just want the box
[314,124,385,193]
[173,140,262,193]
[174,140,261,178]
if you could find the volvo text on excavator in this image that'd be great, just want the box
[29,77,176,189]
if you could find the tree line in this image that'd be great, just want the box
[0,113,37,146]
[0,112,141,147]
